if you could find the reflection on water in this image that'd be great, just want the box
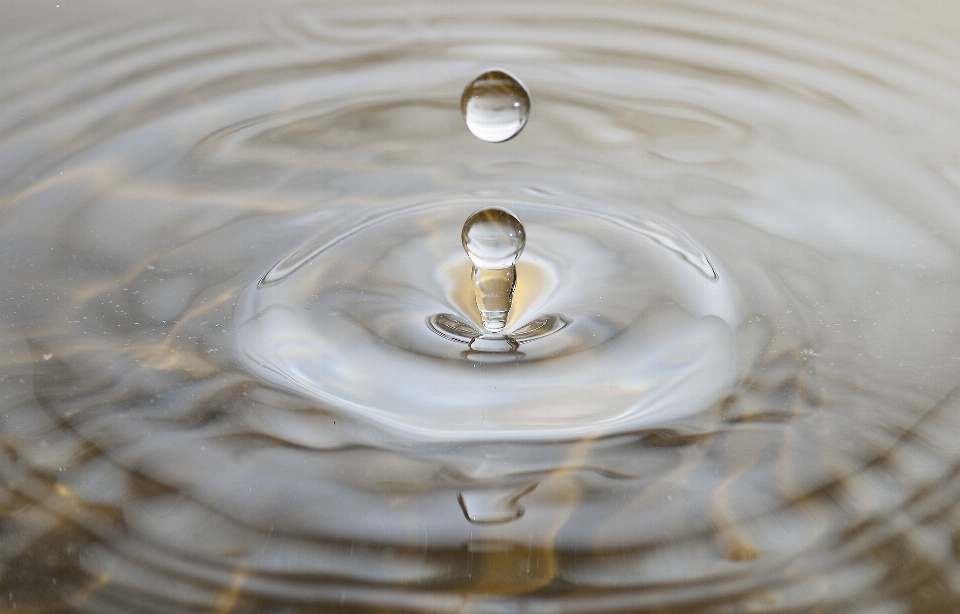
[3,0,960,612]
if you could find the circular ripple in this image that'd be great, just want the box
[237,194,738,440]
[2,1,960,613]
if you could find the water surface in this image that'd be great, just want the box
[3,1,960,612]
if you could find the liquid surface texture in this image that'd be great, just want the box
[3,1,960,613]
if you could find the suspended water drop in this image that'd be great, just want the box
[461,70,530,142]
[462,207,526,269]
[462,207,525,332]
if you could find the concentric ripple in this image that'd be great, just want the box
[2,1,960,613]
[238,194,735,440]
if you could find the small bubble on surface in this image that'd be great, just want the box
[461,70,530,142]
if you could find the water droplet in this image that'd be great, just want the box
[462,208,525,333]
[462,207,525,269]
[461,70,530,142]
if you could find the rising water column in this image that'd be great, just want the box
[461,207,526,333]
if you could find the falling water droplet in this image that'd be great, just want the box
[460,70,530,142]
[462,208,525,333]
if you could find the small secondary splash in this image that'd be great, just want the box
[236,195,738,441]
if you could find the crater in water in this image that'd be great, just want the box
[3,1,960,613]
[238,193,735,440]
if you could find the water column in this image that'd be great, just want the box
[461,206,525,333]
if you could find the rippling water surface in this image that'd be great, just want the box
[4,1,960,612]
